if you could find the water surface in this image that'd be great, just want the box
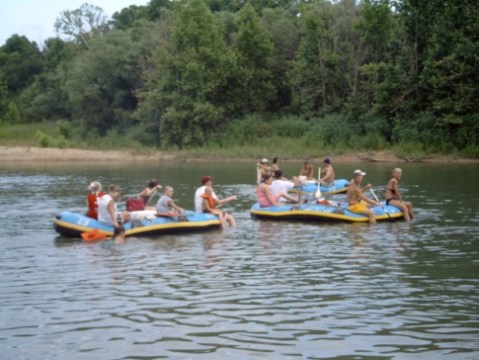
[0,161,478,359]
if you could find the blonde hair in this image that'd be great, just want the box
[88,181,102,193]
[393,168,402,174]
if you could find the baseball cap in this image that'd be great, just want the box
[353,169,366,176]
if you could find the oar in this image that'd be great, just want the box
[315,167,322,200]
[256,164,261,185]
[369,188,392,219]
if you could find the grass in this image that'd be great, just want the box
[1,121,476,160]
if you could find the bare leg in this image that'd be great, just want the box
[366,208,376,224]
[225,213,236,227]
[390,200,411,222]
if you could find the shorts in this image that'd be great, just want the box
[349,200,368,213]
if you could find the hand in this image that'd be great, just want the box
[230,195,237,201]
[363,183,372,190]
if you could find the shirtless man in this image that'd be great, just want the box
[299,159,314,180]
[346,169,381,224]
[318,158,335,185]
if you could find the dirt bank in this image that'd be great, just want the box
[0,146,476,164]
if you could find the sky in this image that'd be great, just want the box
[0,0,150,46]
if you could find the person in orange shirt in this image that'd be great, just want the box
[201,186,236,228]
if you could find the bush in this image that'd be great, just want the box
[35,130,52,148]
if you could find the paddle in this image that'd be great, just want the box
[315,167,322,200]
[369,188,392,219]
[256,164,261,185]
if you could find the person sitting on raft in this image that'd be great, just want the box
[346,170,381,224]
[270,170,300,201]
[201,186,236,228]
[98,184,130,229]
[257,174,299,207]
[318,158,335,186]
[86,180,104,219]
[138,179,163,207]
[156,186,184,215]
[384,168,414,222]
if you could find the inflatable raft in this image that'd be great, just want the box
[250,201,404,223]
[53,210,222,239]
[298,179,349,195]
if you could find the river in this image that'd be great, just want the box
[0,161,478,359]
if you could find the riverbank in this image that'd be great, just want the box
[0,146,477,164]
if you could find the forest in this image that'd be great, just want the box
[0,0,478,158]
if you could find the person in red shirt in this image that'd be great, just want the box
[86,181,104,219]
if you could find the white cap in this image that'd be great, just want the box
[353,169,366,176]
[261,158,269,163]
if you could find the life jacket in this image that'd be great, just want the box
[86,192,104,219]
[81,228,108,242]
[201,193,216,210]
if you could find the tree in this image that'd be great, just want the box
[64,29,147,134]
[138,0,236,148]
[288,1,336,117]
[0,35,43,94]
[233,2,275,114]
[55,3,110,49]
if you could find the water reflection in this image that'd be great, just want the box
[0,162,478,359]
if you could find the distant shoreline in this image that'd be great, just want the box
[0,146,477,164]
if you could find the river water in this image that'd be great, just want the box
[0,161,478,359]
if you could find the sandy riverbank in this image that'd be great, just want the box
[0,146,476,164]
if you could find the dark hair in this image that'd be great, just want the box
[148,179,159,189]
[262,174,272,181]
[273,169,283,178]
[272,157,279,164]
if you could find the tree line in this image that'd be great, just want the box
[0,0,477,156]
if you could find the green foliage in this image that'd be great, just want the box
[54,3,110,48]
[35,130,52,148]
[0,35,44,94]
[233,2,275,113]
[0,0,477,157]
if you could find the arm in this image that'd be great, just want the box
[215,195,237,206]
[392,179,403,202]
[319,168,331,183]
[107,199,119,227]
[262,185,278,206]
[202,198,212,212]
[168,199,184,214]
[359,190,380,206]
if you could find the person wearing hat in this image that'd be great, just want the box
[318,158,335,186]
[98,184,130,228]
[256,158,272,183]
[384,168,414,222]
[346,170,381,224]
[194,176,237,213]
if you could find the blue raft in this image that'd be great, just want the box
[250,201,404,223]
[53,210,222,238]
[298,178,349,195]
